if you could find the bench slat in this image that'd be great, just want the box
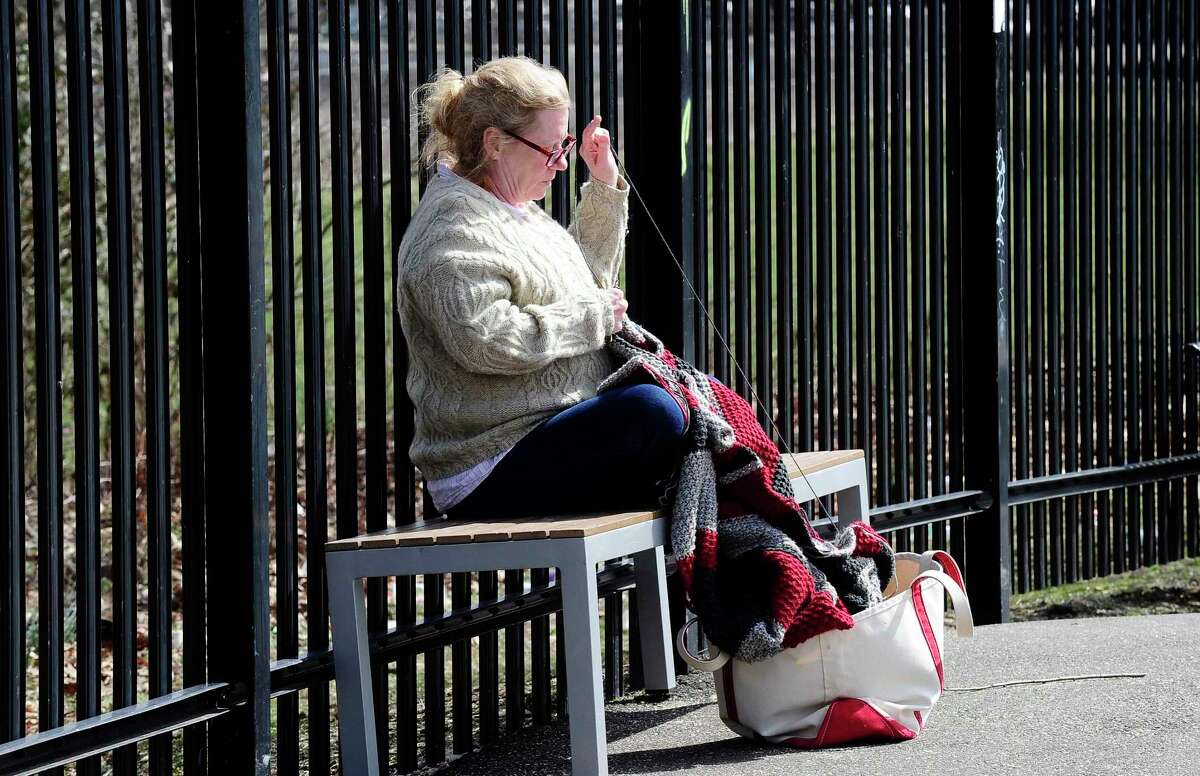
[326,449,865,552]
[782,449,864,478]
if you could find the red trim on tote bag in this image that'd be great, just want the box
[782,698,916,748]
[910,579,945,690]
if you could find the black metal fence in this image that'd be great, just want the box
[0,1,1196,774]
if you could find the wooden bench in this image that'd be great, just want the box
[326,449,868,776]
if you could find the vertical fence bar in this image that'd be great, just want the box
[465,0,501,734]
[1168,0,1185,563]
[536,0,568,726]
[1028,0,1047,587]
[468,0,501,740]
[600,0,637,708]
[446,0,464,70]
[930,0,945,505]
[872,0,891,507]
[473,0,492,62]
[910,0,926,529]
[170,1,208,771]
[1079,0,1095,579]
[1144,0,1159,565]
[774,0,792,449]
[1108,0,1123,574]
[1139,0,1154,569]
[266,0,299,769]
[0,0,23,746]
[28,2,65,764]
[1046,0,1063,586]
[754,0,772,428]
[195,1,271,770]
[524,0,541,59]
[713,0,730,384]
[623,0,695,681]
[64,2,101,772]
[945,0,966,563]
[136,1,174,768]
[330,0,379,752]
[329,0,357,537]
[579,0,617,713]
[1154,0,1170,565]
[686,0,710,681]
[689,0,706,373]
[709,0,729,381]
[1126,0,1141,569]
[360,0,394,762]
[1095,0,1111,578]
[1012,0,1030,591]
[270,0,300,763]
[549,1,568,220]
[1187,0,1199,559]
[388,2,421,766]
[576,0,594,194]
[797,0,813,448]
[733,0,751,398]
[297,0,331,769]
[499,0,518,56]
[961,0,1012,624]
[1112,0,1128,575]
[889,0,908,511]
[854,0,872,471]
[102,0,137,770]
[815,0,832,446]
[835,0,851,455]
[1063,0,1079,584]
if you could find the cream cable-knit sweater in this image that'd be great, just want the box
[395,170,629,481]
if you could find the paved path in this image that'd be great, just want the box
[435,614,1200,776]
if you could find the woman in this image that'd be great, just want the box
[396,56,686,519]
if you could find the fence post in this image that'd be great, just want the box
[194,2,272,772]
[957,1,1013,624]
[0,0,24,746]
[622,0,695,673]
[621,0,696,360]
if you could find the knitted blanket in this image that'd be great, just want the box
[601,321,895,663]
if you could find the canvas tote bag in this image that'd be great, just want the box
[676,550,974,748]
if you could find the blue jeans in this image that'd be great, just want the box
[447,383,688,519]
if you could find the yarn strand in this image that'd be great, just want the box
[946,672,1147,692]
[611,150,836,523]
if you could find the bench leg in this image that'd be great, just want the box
[632,546,676,692]
[559,550,607,776]
[838,460,871,525]
[327,556,381,776]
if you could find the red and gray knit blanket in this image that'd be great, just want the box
[602,321,895,663]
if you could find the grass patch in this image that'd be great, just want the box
[1010,557,1200,622]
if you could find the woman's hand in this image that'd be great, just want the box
[580,115,619,188]
[609,287,628,332]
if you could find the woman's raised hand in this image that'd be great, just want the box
[580,115,619,188]
[609,287,628,333]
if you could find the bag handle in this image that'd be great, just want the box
[674,616,731,672]
[909,569,974,638]
[920,550,966,592]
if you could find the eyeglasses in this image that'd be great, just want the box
[504,129,576,167]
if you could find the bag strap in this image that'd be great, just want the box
[909,569,974,638]
[920,549,966,592]
[674,617,731,672]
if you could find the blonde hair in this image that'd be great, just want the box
[418,57,571,184]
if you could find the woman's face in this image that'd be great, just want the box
[485,107,571,206]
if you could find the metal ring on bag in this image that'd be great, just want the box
[674,616,731,672]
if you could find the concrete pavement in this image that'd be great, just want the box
[434,614,1200,776]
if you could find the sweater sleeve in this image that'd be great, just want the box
[567,176,630,289]
[413,248,617,376]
